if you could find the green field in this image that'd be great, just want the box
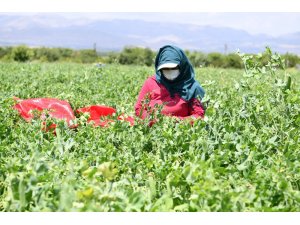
[0,61,300,211]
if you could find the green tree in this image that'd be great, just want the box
[186,51,208,68]
[72,49,99,63]
[119,47,139,65]
[283,53,300,68]
[118,47,154,66]
[58,48,73,59]
[143,48,155,66]
[207,52,225,68]
[224,53,243,68]
[11,45,33,62]
[34,47,60,62]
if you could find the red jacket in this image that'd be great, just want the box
[135,76,205,120]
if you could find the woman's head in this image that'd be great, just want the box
[155,45,205,101]
[155,45,188,82]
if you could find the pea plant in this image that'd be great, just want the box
[0,49,299,211]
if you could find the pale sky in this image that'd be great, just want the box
[58,12,300,37]
[1,0,300,37]
[1,12,300,37]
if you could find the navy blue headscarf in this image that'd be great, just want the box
[155,45,205,101]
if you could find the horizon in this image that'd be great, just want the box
[1,12,300,54]
[1,12,300,37]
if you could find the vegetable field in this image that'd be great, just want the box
[1,52,300,211]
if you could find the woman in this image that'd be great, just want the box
[135,45,205,121]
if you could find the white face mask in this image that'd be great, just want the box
[162,69,180,81]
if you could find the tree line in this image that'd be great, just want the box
[0,45,299,68]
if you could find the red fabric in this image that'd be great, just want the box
[13,98,75,123]
[76,105,116,119]
[76,105,116,127]
[135,76,205,120]
[13,97,76,132]
[13,98,135,131]
[117,114,135,126]
[76,105,134,127]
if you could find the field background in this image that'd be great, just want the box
[0,62,300,211]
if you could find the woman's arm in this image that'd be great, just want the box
[189,98,205,118]
[174,98,205,120]
[134,78,152,119]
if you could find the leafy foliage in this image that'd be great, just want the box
[2,45,299,69]
[11,45,33,62]
[0,48,299,211]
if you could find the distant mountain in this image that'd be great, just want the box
[1,15,300,54]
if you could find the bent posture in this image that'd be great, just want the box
[135,45,205,121]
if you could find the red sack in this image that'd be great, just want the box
[13,98,76,129]
[76,105,134,127]
[117,114,135,126]
[76,105,116,127]
[13,98,135,130]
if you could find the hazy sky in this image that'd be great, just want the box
[2,12,300,37]
[1,0,300,37]
[59,12,300,37]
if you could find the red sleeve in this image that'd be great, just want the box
[189,98,205,119]
[134,78,152,119]
[176,98,205,120]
